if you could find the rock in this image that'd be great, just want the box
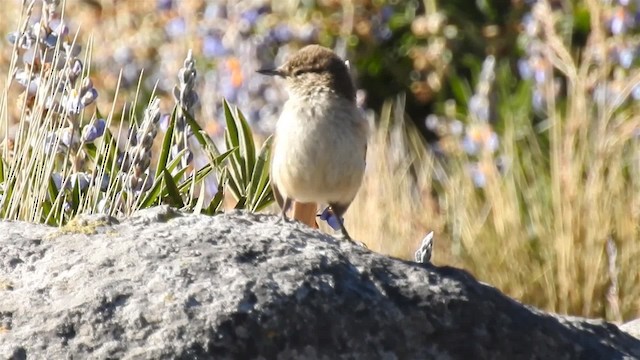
[621,319,640,340]
[1,206,639,359]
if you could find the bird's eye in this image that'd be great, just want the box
[293,69,305,76]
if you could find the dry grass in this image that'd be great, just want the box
[347,1,640,321]
[350,89,640,320]
[347,96,442,260]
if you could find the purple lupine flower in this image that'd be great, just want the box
[82,118,106,143]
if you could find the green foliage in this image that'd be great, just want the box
[223,100,274,212]
[0,96,273,225]
[132,101,274,215]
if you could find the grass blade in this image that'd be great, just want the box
[162,169,184,208]
[235,106,256,184]
[183,109,221,159]
[138,176,164,208]
[247,136,273,211]
[154,105,177,180]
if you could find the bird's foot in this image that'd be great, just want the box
[319,206,368,248]
[276,214,290,224]
[341,234,368,249]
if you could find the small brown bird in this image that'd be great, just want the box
[258,45,368,242]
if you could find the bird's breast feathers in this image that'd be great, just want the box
[271,96,368,203]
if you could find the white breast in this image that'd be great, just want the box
[271,94,368,205]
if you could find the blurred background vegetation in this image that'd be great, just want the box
[1,0,640,322]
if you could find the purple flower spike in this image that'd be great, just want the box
[83,118,106,143]
[94,118,106,135]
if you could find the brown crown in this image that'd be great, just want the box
[281,45,356,102]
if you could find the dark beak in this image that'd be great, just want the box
[257,68,284,77]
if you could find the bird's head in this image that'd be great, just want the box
[258,45,355,102]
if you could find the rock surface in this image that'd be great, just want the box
[1,206,639,359]
[621,319,640,340]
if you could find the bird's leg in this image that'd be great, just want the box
[329,203,367,248]
[335,216,352,240]
[280,197,293,223]
[292,202,319,228]
[272,183,292,224]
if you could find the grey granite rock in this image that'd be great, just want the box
[0,206,639,359]
[621,319,640,340]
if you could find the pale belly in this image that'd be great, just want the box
[271,99,367,204]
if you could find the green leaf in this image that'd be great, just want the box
[449,72,472,106]
[177,163,213,192]
[389,13,410,30]
[40,199,54,225]
[42,175,60,224]
[205,167,228,215]
[226,166,243,200]
[48,174,59,204]
[235,107,256,182]
[162,169,184,208]
[223,98,265,207]
[226,151,245,199]
[253,185,274,212]
[223,100,240,148]
[169,166,188,190]
[205,186,225,215]
[84,143,98,161]
[234,196,247,209]
[223,100,247,192]
[213,146,237,167]
[155,105,177,181]
[193,184,206,214]
[166,148,189,173]
[71,176,81,214]
[102,129,119,166]
[247,135,273,211]
[138,175,164,208]
[183,109,221,159]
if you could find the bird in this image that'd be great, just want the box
[258,44,369,243]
